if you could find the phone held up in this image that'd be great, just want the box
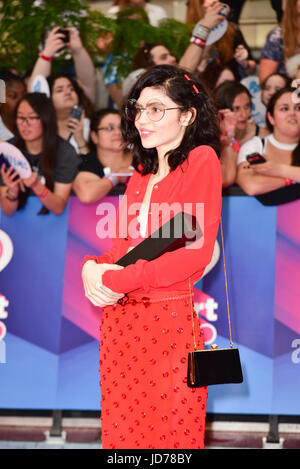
[56,28,70,44]
[69,105,83,121]
[246,153,266,165]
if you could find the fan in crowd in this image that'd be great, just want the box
[0,70,26,140]
[73,108,132,203]
[259,0,300,84]
[0,92,79,216]
[236,87,300,196]
[184,0,256,80]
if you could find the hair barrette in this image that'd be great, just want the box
[184,74,200,94]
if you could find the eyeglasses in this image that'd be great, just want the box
[97,125,121,132]
[125,100,184,122]
[16,116,40,125]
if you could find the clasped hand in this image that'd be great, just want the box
[82,260,125,307]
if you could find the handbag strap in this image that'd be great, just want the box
[189,216,234,351]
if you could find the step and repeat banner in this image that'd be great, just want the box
[0,195,299,415]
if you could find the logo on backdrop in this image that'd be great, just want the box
[0,229,13,364]
[291,339,300,364]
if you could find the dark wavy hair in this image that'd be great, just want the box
[266,86,295,132]
[266,86,300,166]
[14,92,58,213]
[121,64,220,175]
[213,80,251,111]
[47,74,94,119]
[89,108,121,152]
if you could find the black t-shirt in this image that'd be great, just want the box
[78,151,105,178]
[78,151,127,196]
[0,136,80,186]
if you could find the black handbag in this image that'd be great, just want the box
[187,218,243,387]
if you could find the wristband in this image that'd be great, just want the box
[105,175,117,187]
[6,189,18,202]
[40,53,53,62]
[37,187,49,198]
[191,21,210,41]
[190,36,206,48]
[285,178,296,186]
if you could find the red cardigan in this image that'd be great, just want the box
[84,145,222,295]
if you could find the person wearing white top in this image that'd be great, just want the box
[236,87,300,196]
[106,0,167,27]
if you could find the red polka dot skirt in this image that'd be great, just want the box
[99,291,207,449]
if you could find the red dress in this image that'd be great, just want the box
[84,146,222,449]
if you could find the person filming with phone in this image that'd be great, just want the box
[28,26,96,104]
[236,87,300,198]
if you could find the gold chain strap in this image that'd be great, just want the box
[189,216,233,351]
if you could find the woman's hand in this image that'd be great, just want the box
[201,2,229,29]
[234,44,249,68]
[67,110,86,147]
[218,109,237,148]
[42,26,67,58]
[68,28,83,53]
[250,160,285,178]
[22,171,39,189]
[82,260,124,307]
[0,164,21,197]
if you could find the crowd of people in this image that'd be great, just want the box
[1,0,300,217]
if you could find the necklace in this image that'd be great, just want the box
[269,133,298,151]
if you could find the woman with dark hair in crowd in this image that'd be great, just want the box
[185,0,256,80]
[213,80,269,146]
[259,0,300,84]
[47,74,94,154]
[122,42,177,97]
[196,58,235,91]
[236,87,300,196]
[212,80,269,187]
[0,92,79,216]
[261,73,291,108]
[81,64,222,449]
[0,69,26,140]
[73,108,132,203]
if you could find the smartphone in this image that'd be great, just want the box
[246,153,266,165]
[219,5,229,17]
[69,105,83,121]
[56,28,70,43]
[0,153,19,180]
[0,153,12,171]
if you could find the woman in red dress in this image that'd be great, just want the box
[82,65,222,449]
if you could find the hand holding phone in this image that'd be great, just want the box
[69,105,83,121]
[68,105,84,142]
[246,153,266,165]
[56,28,70,44]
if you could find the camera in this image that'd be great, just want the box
[56,28,70,44]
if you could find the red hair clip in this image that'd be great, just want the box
[184,73,200,94]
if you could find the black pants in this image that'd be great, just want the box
[223,0,283,24]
